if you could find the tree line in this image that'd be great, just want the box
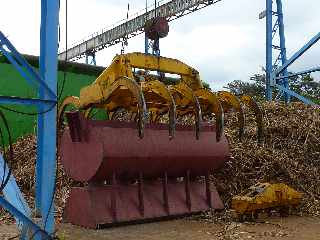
[224,73,319,104]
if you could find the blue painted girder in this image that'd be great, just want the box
[35,0,59,236]
[0,197,51,239]
[276,32,320,75]
[0,154,31,228]
[0,32,56,100]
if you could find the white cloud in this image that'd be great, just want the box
[0,1,40,54]
[1,0,319,89]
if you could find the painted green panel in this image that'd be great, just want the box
[0,63,97,143]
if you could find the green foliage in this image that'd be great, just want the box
[289,74,320,104]
[225,72,319,104]
[201,81,211,90]
[225,74,266,100]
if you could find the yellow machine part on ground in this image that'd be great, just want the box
[231,183,303,215]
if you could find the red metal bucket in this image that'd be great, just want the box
[60,112,230,228]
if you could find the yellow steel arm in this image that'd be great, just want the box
[89,52,203,95]
[58,52,265,142]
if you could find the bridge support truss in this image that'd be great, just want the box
[265,0,319,104]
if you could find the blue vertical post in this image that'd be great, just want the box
[35,0,47,216]
[36,0,59,235]
[85,52,97,65]
[145,0,149,54]
[266,0,273,101]
[152,39,160,56]
[85,54,89,64]
[145,35,149,54]
[276,0,290,103]
[90,53,97,65]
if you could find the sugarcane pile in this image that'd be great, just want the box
[212,101,320,216]
[0,101,319,224]
[0,136,71,223]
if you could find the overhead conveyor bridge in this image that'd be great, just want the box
[58,0,221,61]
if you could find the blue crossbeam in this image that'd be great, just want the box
[0,32,56,100]
[0,155,31,230]
[0,96,56,107]
[276,66,320,80]
[276,32,320,75]
[0,197,51,239]
[275,84,316,105]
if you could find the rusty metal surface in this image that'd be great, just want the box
[145,17,169,40]
[60,110,229,228]
[60,112,230,182]
[64,181,223,229]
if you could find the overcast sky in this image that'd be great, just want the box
[1,0,319,90]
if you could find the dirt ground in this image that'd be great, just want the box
[1,215,320,240]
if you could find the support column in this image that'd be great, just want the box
[85,52,96,65]
[276,0,290,103]
[36,0,59,235]
[145,35,149,54]
[145,0,149,54]
[266,0,273,101]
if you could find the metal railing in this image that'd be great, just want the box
[58,0,221,61]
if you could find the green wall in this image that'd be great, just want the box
[0,62,97,142]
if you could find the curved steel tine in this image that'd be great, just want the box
[144,80,176,139]
[194,97,201,140]
[136,94,147,139]
[195,89,224,142]
[240,95,264,144]
[218,91,245,141]
[170,83,202,140]
[103,76,147,138]
[58,96,81,129]
[168,104,176,140]
[130,112,137,121]
[215,103,224,142]
[109,111,115,120]
[137,106,145,139]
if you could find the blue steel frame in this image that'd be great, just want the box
[145,37,161,56]
[85,51,97,65]
[0,0,59,239]
[145,35,149,54]
[265,0,319,104]
[144,0,161,56]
